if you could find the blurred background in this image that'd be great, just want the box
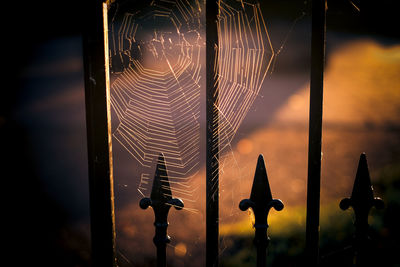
[1,0,399,266]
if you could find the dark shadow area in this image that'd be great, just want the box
[1,120,91,266]
[1,1,91,266]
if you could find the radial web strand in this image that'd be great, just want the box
[108,0,203,204]
[217,0,274,153]
[211,0,275,205]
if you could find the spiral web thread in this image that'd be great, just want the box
[108,0,274,209]
[213,0,274,199]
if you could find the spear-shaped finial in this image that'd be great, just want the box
[339,153,384,266]
[140,153,184,267]
[239,155,284,267]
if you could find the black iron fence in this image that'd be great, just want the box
[139,151,383,267]
[83,0,387,266]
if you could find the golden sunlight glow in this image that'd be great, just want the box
[275,40,400,127]
[237,138,254,155]
[220,206,306,237]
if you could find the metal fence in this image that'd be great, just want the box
[82,0,385,266]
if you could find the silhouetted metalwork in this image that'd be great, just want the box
[140,153,184,267]
[83,1,117,266]
[306,0,327,266]
[239,155,284,267]
[206,1,220,267]
[340,153,384,266]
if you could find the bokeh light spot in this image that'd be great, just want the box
[174,242,187,257]
[237,138,254,155]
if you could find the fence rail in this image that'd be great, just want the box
[83,1,117,266]
[206,1,220,266]
[306,0,326,265]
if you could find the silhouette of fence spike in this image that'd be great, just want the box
[340,153,384,266]
[140,153,184,267]
[239,154,284,267]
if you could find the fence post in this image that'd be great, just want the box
[140,153,184,267]
[206,1,220,266]
[339,153,384,266]
[239,155,284,267]
[306,0,326,266]
[83,1,117,266]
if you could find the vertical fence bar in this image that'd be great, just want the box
[305,0,326,266]
[83,1,117,266]
[206,1,220,267]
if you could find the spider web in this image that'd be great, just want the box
[217,0,274,153]
[108,0,274,209]
[109,0,203,204]
[106,0,297,265]
[210,0,275,207]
